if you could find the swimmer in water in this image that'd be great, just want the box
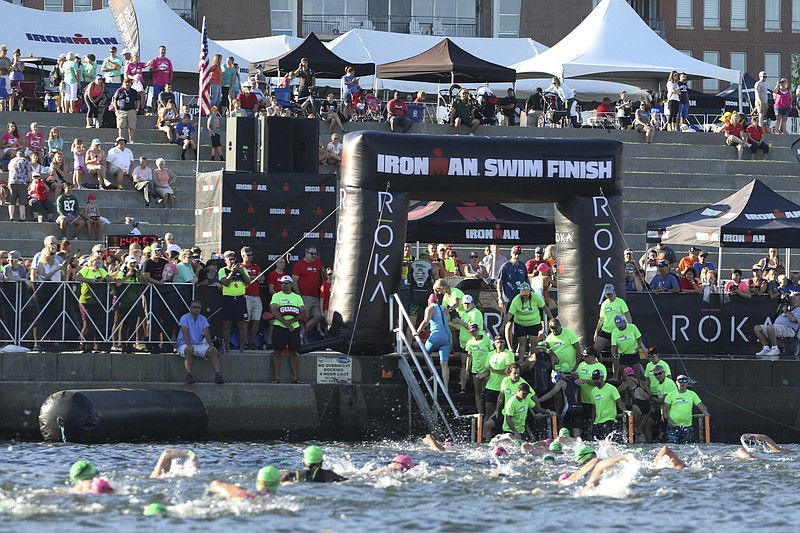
[652,446,686,469]
[577,453,640,495]
[143,503,170,517]
[557,444,598,485]
[556,426,574,443]
[280,445,348,483]
[69,460,114,493]
[423,433,447,451]
[209,465,281,500]
[150,448,198,478]
[369,455,415,475]
[735,433,789,459]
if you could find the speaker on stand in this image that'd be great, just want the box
[225,117,257,172]
[259,117,319,174]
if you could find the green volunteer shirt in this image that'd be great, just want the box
[599,297,630,334]
[499,376,531,403]
[651,377,677,401]
[502,394,536,433]
[458,307,484,347]
[507,293,546,327]
[442,287,465,314]
[78,267,108,304]
[546,328,579,371]
[486,349,516,391]
[664,389,702,427]
[219,266,247,296]
[466,335,492,373]
[645,360,672,391]
[611,323,642,355]
[577,361,606,403]
[270,291,304,329]
[591,382,621,424]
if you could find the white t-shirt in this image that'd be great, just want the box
[107,146,135,172]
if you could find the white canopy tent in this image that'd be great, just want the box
[217,35,302,64]
[512,0,740,85]
[0,0,248,73]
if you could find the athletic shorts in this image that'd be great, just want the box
[221,295,249,322]
[597,330,612,340]
[513,322,541,337]
[245,295,263,322]
[593,420,616,440]
[482,387,501,404]
[408,290,428,316]
[179,342,210,358]
[272,325,301,352]
[619,352,639,366]
[774,324,798,338]
[665,425,694,444]
[775,106,790,117]
[425,331,452,363]
[302,295,322,321]
[211,133,221,148]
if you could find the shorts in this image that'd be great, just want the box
[775,106,790,117]
[343,92,353,104]
[757,101,768,115]
[597,330,612,340]
[677,103,689,119]
[302,295,322,321]
[79,302,105,331]
[512,322,541,337]
[665,425,694,444]
[64,82,79,101]
[593,420,617,440]
[175,136,193,145]
[272,325,301,352]
[211,133,221,148]
[179,342,211,358]
[221,295,249,322]
[245,295,263,322]
[425,331,452,363]
[389,115,412,128]
[408,290,429,316]
[132,80,144,93]
[482,388,501,404]
[774,324,798,338]
[115,108,137,129]
[619,352,640,366]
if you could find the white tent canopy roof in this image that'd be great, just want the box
[217,35,302,63]
[0,0,248,73]
[512,0,739,84]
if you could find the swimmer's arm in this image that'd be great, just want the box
[750,433,781,451]
[209,480,252,500]
[150,448,193,478]
[561,458,597,485]
[652,446,686,469]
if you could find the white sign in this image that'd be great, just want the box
[316,356,353,384]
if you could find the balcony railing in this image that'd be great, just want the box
[301,14,478,38]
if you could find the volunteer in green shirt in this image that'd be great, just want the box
[594,283,631,355]
[502,282,552,359]
[649,367,677,440]
[482,337,516,441]
[662,375,708,444]
[644,346,671,394]
[451,293,483,395]
[545,318,580,372]
[270,275,306,384]
[576,347,606,435]
[588,370,628,440]
[610,314,647,380]
[113,255,144,353]
[502,383,552,440]
[75,255,112,353]
[465,323,492,415]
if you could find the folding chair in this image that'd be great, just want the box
[17,81,43,112]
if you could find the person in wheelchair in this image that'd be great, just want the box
[450,89,480,134]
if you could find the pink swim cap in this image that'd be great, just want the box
[537,263,550,273]
[492,445,508,457]
[392,454,414,471]
[428,293,439,305]
[543,438,553,445]
[90,478,114,494]
[557,473,570,483]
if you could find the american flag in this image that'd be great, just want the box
[198,16,211,116]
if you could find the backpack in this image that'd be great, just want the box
[49,67,62,87]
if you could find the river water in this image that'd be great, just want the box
[1,438,797,532]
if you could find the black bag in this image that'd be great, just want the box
[100,109,116,129]
[49,67,62,87]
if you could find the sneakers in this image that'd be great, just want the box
[766,347,780,356]
[214,373,225,384]
[756,346,770,355]
[185,372,195,384]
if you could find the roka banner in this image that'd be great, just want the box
[108,0,140,57]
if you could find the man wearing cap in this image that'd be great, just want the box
[594,283,631,355]
[649,260,680,293]
[282,445,347,483]
[754,71,769,128]
[724,269,751,299]
[450,292,483,395]
[107,137,135,189]
[545,318,580,373]
[678,246,701,274]
[177,299,224,385]
[643,347,672,394]
[101,46,123,83]
[292,245,324,342]
[146,45,173,110]
[112,79,140,144]
[28,171,55,222]
[218,250,251,354]
[610,314,646,380]
[648,364,677,441]
[56,183,85,240]
[236,81,259,116]
[525,246,546,274]
[639,240,677,270]
[754,291,800,356]
[465,322,492,415]
[662,375,709,444]
[588,370,629,440]
[270,274,306,383]
[747,264,768,296]
[576,347,606,437]
[141,243,170,352]
[497,245,527,313]
[691,250,715,275]
[502,382,552,441]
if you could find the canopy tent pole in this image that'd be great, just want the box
[786,247,791,273]
[717,245,723,282]
[738,70,743,111]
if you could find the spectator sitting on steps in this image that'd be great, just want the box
[107,137,134,190]
[722,112,750,160]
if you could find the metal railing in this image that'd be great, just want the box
[301,14,478,37]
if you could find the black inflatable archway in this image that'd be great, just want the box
[328,131,624,353]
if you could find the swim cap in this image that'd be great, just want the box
[143,503,169,517]
[257,465,281,492]
[492,445,508,458]
[557,472,571,483]
[90,478,114,494]
[519,282,531,292]
[392,454,414,471]
[548,441,562,453]
[558,427,570,438]
[303,445,323,465]
[70,460,97,483]
[574,445,596,464]
[427,293,439,305]
[541,454,556,464]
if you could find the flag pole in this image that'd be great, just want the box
[196,16,208,177]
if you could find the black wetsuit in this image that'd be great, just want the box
[291,466,346,483]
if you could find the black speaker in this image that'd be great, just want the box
[225,117,256,172]
[260,117,319,173]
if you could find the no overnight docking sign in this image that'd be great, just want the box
[316,356,353,384]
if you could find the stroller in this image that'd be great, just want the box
[543,90,568,127]
[475,86,499,125]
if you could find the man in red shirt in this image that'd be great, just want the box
[745,120,769,160]
[525,246,546,274]
[236,81,260,116]
[292,245,323,341]
[387,91,412,133]
[596,97,613,122]
[241,246,264,350]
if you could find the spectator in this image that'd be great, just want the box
[753,71,769,128]
[221,56,236,116]
[218,250,250,354]
[124,52,146,109]
[177,299,224,384]
[450,89,480,134]
[595,97,613,124]
[497,245,527,314]
[157,82,176,110]
[153,158,176,208]
[84,75,105,129]
[28,152,47,178]
[240,246,263,350]
[747,264,768,296]
[7,149,32,221]
[236,81,259,116]
[85,139,106,188]
[722,112,749,160]
[113,254,144,353]
[45,127,64,164]
[480,244,507,288]
[101,46,123,83]
[758,248,783,270]
[207,54,223,109]
[132,156,154,206]
[499,88,518,126]
[676,73,690,129]
[47,151,68,198]
[80,193,104,241]
[81,53,96,86]
[341,66,360,120]
[28,172,55,222]
[292,245,324,341]
[0,45,12,110]
[387,91,412,133]
[56,183,85,240]
[679,268,701,294]
[71,138,86,188]
[665,70,681,132]
[623,248,637,274]
[523,88,545,127]
[206,106,223,161]
[75,255,112,353]
[293,57,316,115]
[649,260,680,293]
[25,122,44,159]
[745,117,769,160]
[639,240,678,269]
[633,101,655,143]
[699,267,718,290]
[725,269,751,299]
[61,53,81,114]
[157,100,179,142]
[326,133,342,166]
[769,272,793,300]
[692,250,716,275]
[625,265,645,293]
[229,63,242,109]
[173,249,198,284]
[364,90,380,120]
[107,137,134,189]
[319,93,345,134]
[112,79,140,143]
[174,114,196,161]
[2,250,27,280]
[270,275,306,383]
[146,45,173,110]
[678,246,701,273]
[773,78,791,134]
[2,121,21,158]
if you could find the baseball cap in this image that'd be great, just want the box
[32,171,40,177]
[122,48,131,54]
[602,283,615,295]
[91,138,101,146]
[535,246,544,253]
[279,275,293,284]
[614,313,626,327]
[150,243,163,252]
[223,250,236,258]
[467,322,479,332]
[591,369,603,380]
[242,80,252,87]
[437,243,447,250]
[623,366,635,376]
[91,244,105,253]
[87,193,96,200]
[752,264,763,271]
[58,53,66,59]
[511,245,523,254]
[462,294,473,304]
[125,255,138,263]
[689,246,701,252]
[8,250,21,260]
[657,260,670,267]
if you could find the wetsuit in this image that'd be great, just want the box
[290,466,346,483]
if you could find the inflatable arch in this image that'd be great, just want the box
[328,131,624,354]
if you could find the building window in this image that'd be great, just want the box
[703,51,719,91]
[703,0,719,28]
[730,0,746,29]
[793,0,800,31]
[495,0,520,38]
[765,0,781,30]
[676,0,692,27]
[303,0,367,16]
[764,53,781,80]
[730,52,747,76]
[272,0,295,36]
[73,0,92,12]
[44,0,64,11]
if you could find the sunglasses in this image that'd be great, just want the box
[470,254,478,258]
[677,379,689,383]
[307,252,318,256]
[653,371,664,376]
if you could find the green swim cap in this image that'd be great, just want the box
[69,460,97,484]
[574,444,595,464]
[303,445,323,465]
[257,465,280,492]
[519,282,531,291]
[548,441,562,453]
[143,503,169,517]
[541,454,556,464]
[558,427,570,438]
